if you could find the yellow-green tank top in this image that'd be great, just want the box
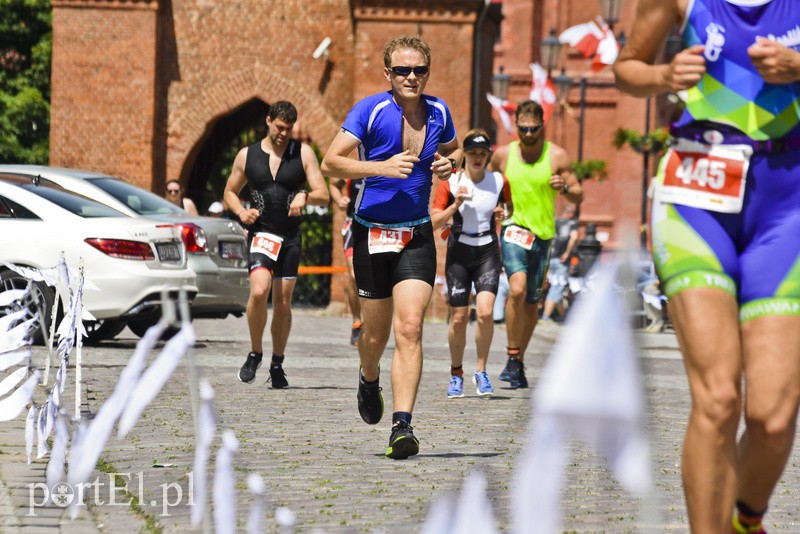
[504,141,557,240]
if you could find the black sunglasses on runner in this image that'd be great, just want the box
[517,123,543,135]
[388,66,429,77]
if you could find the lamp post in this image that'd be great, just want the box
[540,28,563,78]
[599,0,624,29]
[491,66,510,101]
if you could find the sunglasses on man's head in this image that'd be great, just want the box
[388,66,429,77]
[517,123,543,135]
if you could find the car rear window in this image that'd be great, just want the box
[87,177,185,215]
[20,184,126,218]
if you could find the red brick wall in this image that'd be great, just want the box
[494,0,655,248]
[50,3,158,190]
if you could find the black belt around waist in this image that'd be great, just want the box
[460,229,494,238]
[671,122,800,153]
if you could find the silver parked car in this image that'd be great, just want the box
[0,165,249,338]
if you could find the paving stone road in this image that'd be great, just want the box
[1,312,799,533]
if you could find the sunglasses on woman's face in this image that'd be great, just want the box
[388,66,429,77]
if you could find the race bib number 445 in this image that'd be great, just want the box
[250,232,283,261]
[368,227,413,254]
[659,139,752,213]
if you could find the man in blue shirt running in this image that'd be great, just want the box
[322,35,459,459]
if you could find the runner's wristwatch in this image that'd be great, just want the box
[562,183,570,194]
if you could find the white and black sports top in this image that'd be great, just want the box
[433,170,508,247]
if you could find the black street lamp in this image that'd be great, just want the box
[599,0,624,29]
[540,28,563,78]
[491,66,511,101]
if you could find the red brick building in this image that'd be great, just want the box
[49,0,667,311]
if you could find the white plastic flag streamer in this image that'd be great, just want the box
[450,472,498,534]
[0,367,28,397]
[0,308,28,334]
[512,261,652,534]
[246,473,266,534]
[191,380,217,527]
[117,323,196,437]
[0,288,29,307]
[25,404,36,464]
[419,494,456,534]
[67,315,170,505]
[46,412,69,490]
[213,430,239,534]
[37,404,48,458]
[0,370,40,422]
[0,317,37,353]
[0,348,32,373]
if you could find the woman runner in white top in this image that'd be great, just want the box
[432,129,511,398]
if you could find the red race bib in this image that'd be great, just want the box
[503,226,535,251]
[659,139,752,213]
[368,227,413,254]
[250,232,283,261]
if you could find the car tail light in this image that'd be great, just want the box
[84,238,156,260]
[175,223,209,254]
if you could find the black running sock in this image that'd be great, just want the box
[271,354,284,369]
[392,411,412,426]
[736,501,766,526]
[450,365,463,377]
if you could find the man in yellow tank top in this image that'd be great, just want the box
[490,100,583,388]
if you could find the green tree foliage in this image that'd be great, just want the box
[0,0,52,164]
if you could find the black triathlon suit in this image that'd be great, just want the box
[244,139,306,277]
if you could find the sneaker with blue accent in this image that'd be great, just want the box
[473,370,494,396]
[447,375,464,398]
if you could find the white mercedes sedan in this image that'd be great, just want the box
[0,173,197,344]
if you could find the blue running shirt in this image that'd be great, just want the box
[341,91,457,224]
[675,0,800,140]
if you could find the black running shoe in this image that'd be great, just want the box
[238,352,262,383]
[386,421,419,459]
[498,357,514,381]
[350,323,362,346]
[507,358,528,389]
[357,370,383,424]
[267,366,289,389]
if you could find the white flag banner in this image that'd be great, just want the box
[246,473,266,534]
[419,494,456,534]
[0,317,36,353]
[46,412,69,490]
[191,380,217,527]
[213,430,239,534]
[67,418,88,519]
[68,316,170,494]
[0,367,28,397]
[55,256,72,309]
[37,404,48,458]
[117,323,196,438]
[486,92,516,133]
[0,370,39,422]
[451,471,498,534]
[513,261,652,534]
[0,288,29,307]
[0,308,28,334]
[0,348,31,373]
[55,357,67,394]
[25,404,36,464]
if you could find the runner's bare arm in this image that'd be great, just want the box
[301,143,330,206]
[431,138,461,180]
[322,130,419,180]
[489,146,508,174]
[328,178,349,211]
[549,145,583,205]
[613,0,705,96]
[430,186,470,230]
[224,148,259,225]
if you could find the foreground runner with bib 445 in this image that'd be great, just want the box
[322,35,459,459]
[614,0,800,531]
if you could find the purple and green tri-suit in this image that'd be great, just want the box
[341,91,457,299]
[651,0,800,321]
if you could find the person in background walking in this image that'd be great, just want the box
[329,178,364,346]
[540,204,579,324]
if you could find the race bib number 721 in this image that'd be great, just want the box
[659,138,752,213]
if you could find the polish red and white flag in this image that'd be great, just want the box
[559,17,620,72]
[486,92,516,133]
[529,63,556,124]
